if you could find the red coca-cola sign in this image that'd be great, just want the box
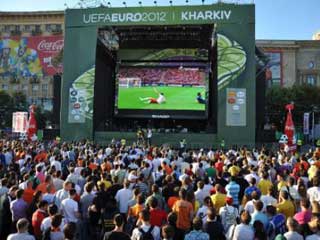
[37,39,64,52]
[27,35,64,75]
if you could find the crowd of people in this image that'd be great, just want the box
[0,138,319,240]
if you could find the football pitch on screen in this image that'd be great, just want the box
[117,86,205,110]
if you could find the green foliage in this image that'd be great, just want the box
[266,84,320,130]
[34,107,53,130]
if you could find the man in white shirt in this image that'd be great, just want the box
[61,188,80,223]
[307,176,320,202]
[54,181,72,210]
[195,181,208,205]
[131,209,160,240]
[50,157,62,172]
[115,180,133,214]
[260,187,277,211]
[139,87,166,104]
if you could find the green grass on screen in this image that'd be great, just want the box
[117,86,205,110]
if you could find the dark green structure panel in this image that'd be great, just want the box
[62,4,256,145]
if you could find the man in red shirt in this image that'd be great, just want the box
[149,197,167,227]
[32,200,48,238]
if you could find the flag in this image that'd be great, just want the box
[27,105,37,141]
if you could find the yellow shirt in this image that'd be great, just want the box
[228,165,240,177]
[258,179,273,195]
[98,180,112,190]
[211,193,226,212]
[277,181,287,191]
[277,200,295,219]
[308,165,319,181]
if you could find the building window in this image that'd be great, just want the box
[4,25,10,32]
[264,51,282,87]
[15,25,20,31]
[24,25,31,31]
[42,84,48,97]
[56,24,62,31]
[2,84,8,91]
[35,25,41,32]
[306,75,317,85]
[45,24,52,32]
[31,84,39,96]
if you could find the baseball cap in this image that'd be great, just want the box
[226,196,233,205]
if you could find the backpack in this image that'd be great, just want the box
[138,226,154,240]
[224,206,237,228]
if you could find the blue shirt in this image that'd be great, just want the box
[196,96,206,104]
[251,211,269,230]
[225,181,240,205]
[244,186,261,198]
[184,230,209,240]
[268,214,286,239]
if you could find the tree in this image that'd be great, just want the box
[265,84,320,131]
[0,90,14,128]
[0,91,28,128]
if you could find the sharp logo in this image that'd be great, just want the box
[181,10,232,21]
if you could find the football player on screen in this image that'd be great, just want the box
[139,87,166,104]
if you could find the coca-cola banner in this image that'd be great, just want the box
[0,36,63,78]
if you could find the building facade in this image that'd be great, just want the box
[256,39,320,87]
[0,11,64,110]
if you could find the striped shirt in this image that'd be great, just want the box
[225,181,240,205]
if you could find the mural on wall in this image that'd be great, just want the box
[217,34,247,90]
[0,36,63,80]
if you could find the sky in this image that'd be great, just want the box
[1,0,319,40]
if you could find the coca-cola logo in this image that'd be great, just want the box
[37,39,64,52]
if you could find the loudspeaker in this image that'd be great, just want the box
[52,73,61,126]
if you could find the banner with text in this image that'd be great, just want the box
[303,112,310,135]
[66,5,254,27]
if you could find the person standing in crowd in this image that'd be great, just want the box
[131,209,160,240]
[10,189,28,228]
[225,176,240,208]
[115,180,132,217]
[61,189,79,224]
[103,214,130,240]
[219,196,239,232]
[277,190,295,219]
[7,218,35,240]
[31,200,48,239]
[229,211,254,240]
[172,188,194,234]
[0,185,18,239]
[184,217,209,240]
[203,207,225,240]
[284,217,304,240]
